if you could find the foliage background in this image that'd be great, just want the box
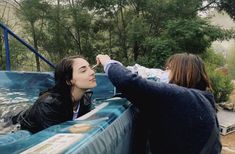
[0,0,234,103]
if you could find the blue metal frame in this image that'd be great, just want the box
[0,22,55,70]
[3,28,10,70]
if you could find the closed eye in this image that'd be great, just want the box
[79,66,87,73]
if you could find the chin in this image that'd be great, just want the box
[89,83,97,89]
[92,83,97,88]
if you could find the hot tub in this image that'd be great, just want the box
[0,71,136,154]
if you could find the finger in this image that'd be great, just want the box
[96,56,101,64]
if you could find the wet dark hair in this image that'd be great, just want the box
[54,55,84,95]
[165,53,212,91]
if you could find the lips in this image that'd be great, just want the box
[89,78,96,82]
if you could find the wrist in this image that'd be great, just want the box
[104,60,123,75]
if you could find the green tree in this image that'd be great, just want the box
[40,0,73,62]
[200,49,226,69]
[227,48,235,79]
[216,0,235,21]
[8,37,37,71]
[201,49,233,103]
[18,0,51,71]
[12,0,235,71]
[210,71,233,103]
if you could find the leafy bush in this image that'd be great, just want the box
[209,71,233,103]
[201,49,233,104]
[227,48,235,79]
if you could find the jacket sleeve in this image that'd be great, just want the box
[20,95,71,133]
[107,63,188,109]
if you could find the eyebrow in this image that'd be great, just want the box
[78,65,87,70]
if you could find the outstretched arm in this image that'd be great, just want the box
[96,55,186,109]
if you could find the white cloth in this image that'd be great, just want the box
[127,64,169,83]
[104,61,169,83]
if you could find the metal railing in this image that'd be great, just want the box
[0,22,55,70]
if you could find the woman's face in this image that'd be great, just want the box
[70,58,96,91]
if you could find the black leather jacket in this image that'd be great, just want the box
[12,90,93,133]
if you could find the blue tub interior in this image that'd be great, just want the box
[0,71,116,102]
[0,71,135,154]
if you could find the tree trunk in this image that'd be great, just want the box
[31,22,40,71]
[120,6,128,60]
[133,41,139,61]
[109,25,112,52]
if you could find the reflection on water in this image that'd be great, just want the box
[0,88,38,104]
[0,88,38,134]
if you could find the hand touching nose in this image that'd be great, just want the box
[96,54,111,66]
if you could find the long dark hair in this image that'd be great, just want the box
[165,53,212,91]
[54,55,84,96]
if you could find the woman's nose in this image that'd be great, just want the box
[90,67,95,75]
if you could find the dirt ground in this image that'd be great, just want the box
[221,133,235,154]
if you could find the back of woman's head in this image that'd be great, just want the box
[165,53,212,91]
[54,55,84,93]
